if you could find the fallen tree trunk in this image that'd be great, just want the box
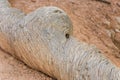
[0,0,120,80]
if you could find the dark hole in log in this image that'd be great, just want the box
[65,33,69,39]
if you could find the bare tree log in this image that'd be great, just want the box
[0,0,120,80]
[0,0,25,54]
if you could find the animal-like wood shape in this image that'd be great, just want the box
[0,0,120,80]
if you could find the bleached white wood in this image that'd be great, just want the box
[0,0,120,80]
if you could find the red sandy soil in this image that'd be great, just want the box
[0,0,120,80]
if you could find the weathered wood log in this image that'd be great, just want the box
[0,0,120,80]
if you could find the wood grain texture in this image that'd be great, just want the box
[0,0,120,80]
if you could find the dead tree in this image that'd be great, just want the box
[0,0,120,80]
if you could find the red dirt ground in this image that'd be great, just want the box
[0,0,120,80]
